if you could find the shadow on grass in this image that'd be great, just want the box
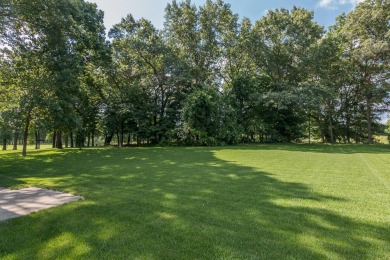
[0,146,389,258]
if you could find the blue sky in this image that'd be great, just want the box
[88,0,363,31]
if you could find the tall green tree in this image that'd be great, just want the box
[247,7,324,141]
[341,0,390,143]
[3,0,107,155]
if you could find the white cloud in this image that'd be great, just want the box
[318,0,333,8]
[317,0,364,9]
[340,0,364,5]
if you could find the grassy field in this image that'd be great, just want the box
[0,144,390,259]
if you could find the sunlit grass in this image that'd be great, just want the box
[1,144,53,151]
[0,144,389,259]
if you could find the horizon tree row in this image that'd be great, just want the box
[0,0,389,156]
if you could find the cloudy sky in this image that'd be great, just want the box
[88,0,363,32]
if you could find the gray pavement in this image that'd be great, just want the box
[0,187,83,221]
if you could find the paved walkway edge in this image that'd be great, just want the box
[0,187,83,221]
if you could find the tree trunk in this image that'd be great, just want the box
[308,114,311,144]
[346,115,351,144]
[329,120,334,144]
[120,124,124,147]
[65,134,69,148]
[13,131,18,150]
[70,131,74,148]
[117,132,121,148]
[127,134,131,146]
[87,132,91,147]
[366,98,373,144]
[35,130,40,149]
[328,103,334,144]
[105,133,113,146]
[76,132,79,148]
[2,138,6,150]
[76,130,83,149]
[91,129,95,147]
[22,109,32,157]
[52,131,56,148]
[56,130,62,149]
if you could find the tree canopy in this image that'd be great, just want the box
[1,0,389,155]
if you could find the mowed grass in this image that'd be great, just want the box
[0,144,390,259]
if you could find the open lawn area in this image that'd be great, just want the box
[0,144,390,259]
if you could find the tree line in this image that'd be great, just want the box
[0,0,389,156]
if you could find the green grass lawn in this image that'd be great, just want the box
[1,144,390,259]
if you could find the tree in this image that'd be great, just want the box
[182,87,220,145]
[247,7,324,142]
[341,0,390,143]
[165,0,239,87]
[2,0,107,155]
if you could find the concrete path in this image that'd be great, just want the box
[0,187,83,221]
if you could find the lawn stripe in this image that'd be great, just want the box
[358,153,390,192]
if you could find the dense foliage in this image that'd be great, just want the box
[1,0,389,155]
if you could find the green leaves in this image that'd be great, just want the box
[251,7,323,85]
[2,0,390,147]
